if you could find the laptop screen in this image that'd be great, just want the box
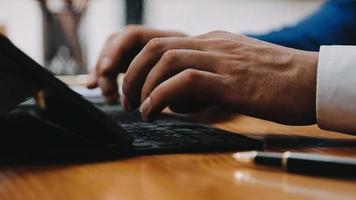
[0,34,132,146]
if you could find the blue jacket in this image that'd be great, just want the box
[250,0,356,51]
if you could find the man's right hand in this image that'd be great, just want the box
[86,25,186,104]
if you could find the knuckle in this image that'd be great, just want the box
[208,30,228,35]
[106,33,118,43]
[120,25,142,42]
[146,38,164,51]
[195,30,227,39]
[182,69,201,84]
[161,50,179,65]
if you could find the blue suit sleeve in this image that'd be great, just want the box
[248,0,356,51]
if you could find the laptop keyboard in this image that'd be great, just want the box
[122,121,236,147]
[102,107,263,152]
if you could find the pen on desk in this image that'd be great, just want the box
[233,151,356,178]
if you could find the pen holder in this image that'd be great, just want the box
[40,0,89,75]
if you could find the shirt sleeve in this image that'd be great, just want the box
[317,45,356,135]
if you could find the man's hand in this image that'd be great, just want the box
[87,25,186,104]
[89,28,319,125]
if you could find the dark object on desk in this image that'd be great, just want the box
[249,134,356,148]
[233,151,356,179]
[0,35,262,164]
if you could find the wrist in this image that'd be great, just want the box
[293,50,319,124]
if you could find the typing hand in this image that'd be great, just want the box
[89,29,318,125]
[87,25,186,104]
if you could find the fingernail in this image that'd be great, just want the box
[119,82,129,111]
[86,74,97,87]
[100,56,112,73]
[119,80,124,97]
[140,97,151,121]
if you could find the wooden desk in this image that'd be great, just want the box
[0,110,355,200]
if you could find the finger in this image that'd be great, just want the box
[87,33,118,89]
[98,76,118,99]
[87,68,98,88]
[97,31,140,76]
[141,49,221,102]
[139,69,224,121]
[104,92,119,105]
[87,34,117,90]
[122,37,207,111]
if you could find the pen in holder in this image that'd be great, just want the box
[39,0,89,75]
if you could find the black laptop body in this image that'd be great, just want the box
[0,35,263,163]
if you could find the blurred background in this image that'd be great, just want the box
[0,0,323,75]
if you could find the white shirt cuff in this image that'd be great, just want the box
[317,45,356,135]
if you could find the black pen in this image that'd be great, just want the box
[233,151,356,178]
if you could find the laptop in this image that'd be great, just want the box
[0,34,263,163]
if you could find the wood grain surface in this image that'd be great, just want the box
[1,76,355,200]
[0,111,355,200]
